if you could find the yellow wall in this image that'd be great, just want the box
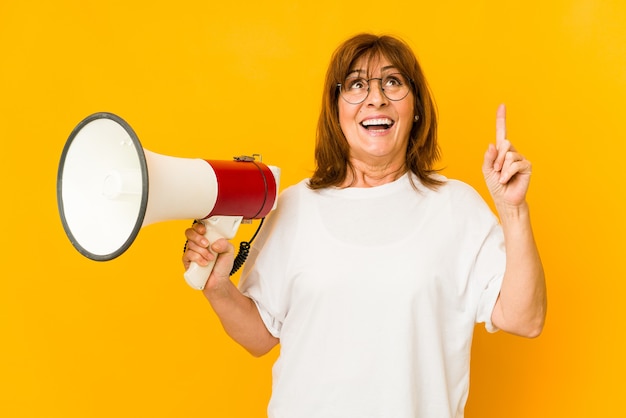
[1,1,624,416]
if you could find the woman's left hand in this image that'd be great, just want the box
[482,104,532,208]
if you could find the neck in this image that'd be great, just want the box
[341,160,406,188]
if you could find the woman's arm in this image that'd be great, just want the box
[482,104,547,338]
[183,222,279,356]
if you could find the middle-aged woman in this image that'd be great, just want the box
[182,33,547,418]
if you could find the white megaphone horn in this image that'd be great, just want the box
[57,112,280,290]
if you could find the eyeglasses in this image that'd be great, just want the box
[337,73,412,104]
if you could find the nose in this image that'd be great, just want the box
[366,78,388,106]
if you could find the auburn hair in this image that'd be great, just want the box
[308,33,442,190]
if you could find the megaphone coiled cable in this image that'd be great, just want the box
[230,217,264,276]
[229,158,270,275]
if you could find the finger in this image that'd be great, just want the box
[210,239,236,280]
[499,155,532,184]
[183,240,214,265]
[499,163,527,184]
[185,239,212,256]
[211,238,234,256]
[482,143,498,173]
[493,139,511,172]
[183,250,210,269]
[496,103,507,148]
[192,220,206,235]
[185,227,209,248]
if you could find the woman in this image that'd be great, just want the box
[183,33,546,418]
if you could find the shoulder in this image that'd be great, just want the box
[423,174,497,225]
[429,174,487,203]
[262,179,315,230]
[275,179,315,209]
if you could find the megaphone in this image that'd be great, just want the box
[57,112,280,290]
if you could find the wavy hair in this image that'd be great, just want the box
[308,33,442,190]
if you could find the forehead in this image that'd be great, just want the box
[348,54,398,76]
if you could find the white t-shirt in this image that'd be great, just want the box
[239,173,505,418]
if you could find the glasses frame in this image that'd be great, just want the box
[337,73,413,105]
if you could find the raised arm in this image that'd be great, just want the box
[183,222,279,356]
[482,104,547,338]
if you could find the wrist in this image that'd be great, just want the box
[496,201,531,225]
[203,275,234,300]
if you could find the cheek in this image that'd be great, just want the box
[338,104,359,134]
[402,99,416,120]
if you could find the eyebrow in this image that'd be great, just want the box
[346,65,399,77]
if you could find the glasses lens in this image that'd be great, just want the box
[340,73,411,104]
[381,73,410,101]
[340,76,368,104]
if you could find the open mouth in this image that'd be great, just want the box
[360,118,395,131]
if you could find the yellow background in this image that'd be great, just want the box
[1,0,625,416]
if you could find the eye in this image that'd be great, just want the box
[345,77,367,91]
[383,74,405,88]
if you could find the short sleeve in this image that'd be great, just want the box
[237,183,305,339]
[472,214,506,333]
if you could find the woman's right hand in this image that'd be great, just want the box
[182,221,235,290]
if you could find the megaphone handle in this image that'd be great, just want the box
[183,216,244,290]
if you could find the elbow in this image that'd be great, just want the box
[519,320,544,339]
[493,302,547,338]
[504,309,547,339]
[526,311,547,338]
[244,337,279,358]
[522,300,548,338]
[247,346,272,358]
[493,287,548,338]
[501,319,544,339]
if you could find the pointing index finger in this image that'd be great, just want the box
[496,103,507,147]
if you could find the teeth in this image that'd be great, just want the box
[362,118,393,127]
